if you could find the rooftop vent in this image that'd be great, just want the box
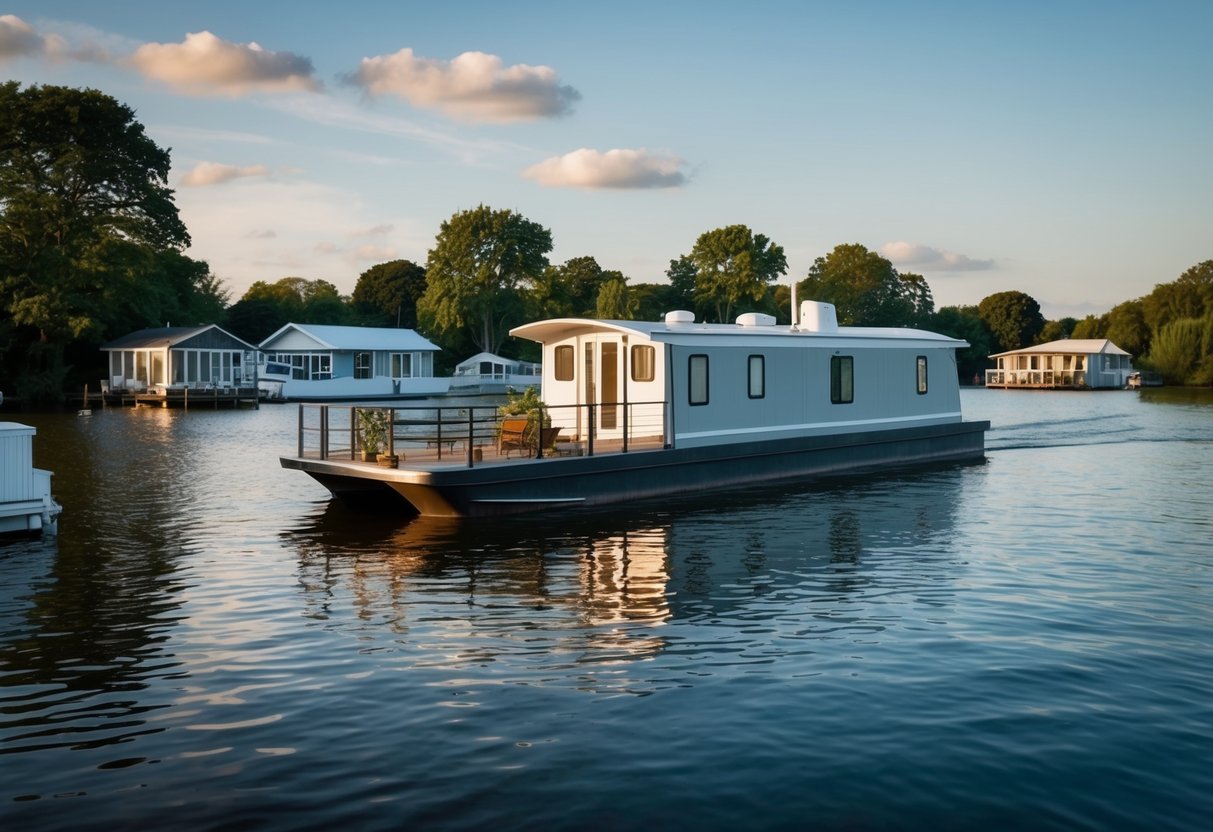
[736,312,777,327]
[665,310,695,324]
[799,301,838,333]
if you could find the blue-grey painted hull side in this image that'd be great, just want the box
[282,420,989,518]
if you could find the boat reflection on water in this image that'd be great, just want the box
[284,464,968,666]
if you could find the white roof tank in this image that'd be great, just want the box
[664,310,695,324]
[799,301,838,333]
[736,312,777,327]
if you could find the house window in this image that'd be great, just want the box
[391,353,413,378]
[831,355,853,404]
[631,345,655,382]
[748,355,765,399]
[689,354,709,405]
[554,345,574,381]
[355,352,373,380]
[916,356,928,395]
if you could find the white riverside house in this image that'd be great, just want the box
[100,325,259,392]
[449,351,541,393]
[257,323,449,400]
[986,339,1134,389]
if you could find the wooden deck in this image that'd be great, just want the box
[93,386,261,409]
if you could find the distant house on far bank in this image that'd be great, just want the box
[100,325,258,392]
[257,323,449,400]
[986,339,1134,389]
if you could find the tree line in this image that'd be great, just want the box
[3,83,1210,405]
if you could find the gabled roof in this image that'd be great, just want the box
[989,338,1131,359]
[258,323,440,352]
[100,325,256,351]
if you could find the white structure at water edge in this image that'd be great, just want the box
[448,352,541,394]
[0,422,61,538]
[258,323,450,400]
[986,339,1134,389]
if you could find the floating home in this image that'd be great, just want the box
[258,323,450,400]
[99,325,261,407]
[448,351,541,394]
[281,302,989,517]
[985,339,1134,389]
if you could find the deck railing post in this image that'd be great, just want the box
[298,404,304,458]
[622,401,629,453]
[467,408,475,468]
[388,406,395,459]
[536,405,545,459]
[587,403,595,457]
[436,407,443,460]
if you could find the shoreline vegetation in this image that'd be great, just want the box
[3,82,1211,409]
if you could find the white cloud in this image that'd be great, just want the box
[352,244,397,261]
[349,224,394,239]
[0,14,48,61]
[881,241,995,272]
[347,48,580,123]
[180,162,270,187]
[128,31,320,96]
[522,148,689,190]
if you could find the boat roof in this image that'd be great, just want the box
[455,351,538,370]
[511,316,968,348]
[989,338,1130,358]
[259,323,440,352]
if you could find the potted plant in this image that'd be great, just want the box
[358,408,390,461]
[498,386,553,453]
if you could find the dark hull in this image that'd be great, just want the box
[281,420,989,518]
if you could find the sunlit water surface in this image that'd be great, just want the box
[2,388,1211,830]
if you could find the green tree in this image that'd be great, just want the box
[595,273,638,319]
[350,259,427,327]
[977,290,1045,353]
[0,82,193,400]
[799,243,918,326]
[931,305,993,382]
[688,225,787,322]
[418,205,552,353]
[1148,317,1205,384]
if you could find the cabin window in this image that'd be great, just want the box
[632,345,656,382]
[355,352,373,380]
[689,354,709,405]
[748,355,765,399]
[916,356,928,395]
[391,353,413,378]
[830,355,853,404]
[554,345,575,381]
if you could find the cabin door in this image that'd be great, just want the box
[583,336,622,433]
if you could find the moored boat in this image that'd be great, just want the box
[1,420,62,538]
[280,301,990,517]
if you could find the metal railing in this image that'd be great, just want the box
[295,401,668,468]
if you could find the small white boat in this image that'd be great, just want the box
[448,352,541,394]
[1,420,62,538]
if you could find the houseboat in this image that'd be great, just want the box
[100,325,260,398]
[280,301,989,517]
[258,323,450,401]
[1,421,61,538]
[985,339,1133,389]
[448,351,541,394]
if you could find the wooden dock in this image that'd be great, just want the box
[85,386,261,410]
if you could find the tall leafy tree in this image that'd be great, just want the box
[350,259,427,327]
[799,243,917,326]
[0,82,193,398]
[688,225,787,322]
[418,205,552,354]
[977,290,1045,353]
[595,272,638,319]
[932,305,993,381]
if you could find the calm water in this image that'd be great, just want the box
[2,388,1211,831]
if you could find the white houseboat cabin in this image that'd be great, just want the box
[449,351,541,393]
[511,301,970,452]
[258,323,449,400]
[100,325,258,393]
[986,339,1133,389]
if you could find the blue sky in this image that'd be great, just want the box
[3,1,1210,319]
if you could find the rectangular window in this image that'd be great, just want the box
[554,345,575,381]
[689,354,709,405]
[631,345,655,382]
[748,355,765,399]
[831,355,853,404]
[391,353,413,378]
[354,352,373,380]
[916,356,928,395]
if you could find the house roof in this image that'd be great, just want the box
[258,323,440,352]
[100,325,256,351]
[989,338,1131,359]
